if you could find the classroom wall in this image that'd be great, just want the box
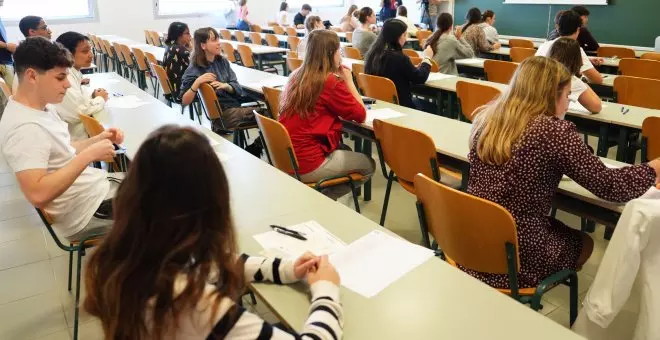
[453,0,660,47]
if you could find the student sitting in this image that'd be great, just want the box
[339,5,359,32]
[163,22,192,100]
[280,30,375,199]
[548,37,602,113]
[462,8,500,56]
[571,6,599,53]
[297,15,324,58]
[479,10,499,44]
[365,19,434,111]
[395,6,418,37]
[236,0,251,31]
[0,37,125,241]
[467,56,660,290]
[352,7,378,57]
[18,15,52,39]
[54,32,109,141]
[84,125,343,339]
[276,2,289,26]
[425,13,474,75]
[536,10,604,84]
[294,4,312,29]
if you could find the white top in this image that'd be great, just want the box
[54,68,106,141]
[277,10,288,26]
[570,75,589,102]
[536,38,594,73]
[0,99,109,238]
[395,15,418,37]
[480,23,499,44]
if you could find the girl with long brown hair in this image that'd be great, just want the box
[339,4,359,32]
[280,30,375,199]
[466,56,660,290]
[84,126,343,339]
[424,13,474,75]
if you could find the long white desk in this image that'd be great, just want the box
[226,29,352,48]
[96,34,166,62]
[499,34,653,58]
[85,71,583,340]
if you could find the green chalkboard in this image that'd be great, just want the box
[453,0,659,47]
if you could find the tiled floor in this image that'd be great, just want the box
[0,73,619,338]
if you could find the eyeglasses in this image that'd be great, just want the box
[37,25,49,31]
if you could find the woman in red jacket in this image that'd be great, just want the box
[279,29,375,199]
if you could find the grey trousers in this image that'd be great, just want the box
[300,148,376,200]
[66,173,123,242]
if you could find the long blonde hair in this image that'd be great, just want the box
[280,30,340,119]
[471,56,571,165]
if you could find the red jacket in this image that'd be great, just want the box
[280,73,366,175]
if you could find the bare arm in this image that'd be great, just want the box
[578,86,602,113]
[582,68,603,85]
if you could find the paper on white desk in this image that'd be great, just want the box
[365,108,406,126]
[106,95,149,109]
[245,78,288,90]
[330,230,434,298]
[253,220,346,258]
[426,72,457,82]
[568,102,608,115]
[457,58,485,66]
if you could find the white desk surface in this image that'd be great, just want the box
[219,39,288,55]
[230,63,289,92]
[227,29,352,47]
[85,71,583,340]
[498,35,652,58]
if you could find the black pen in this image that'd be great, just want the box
[270,225,307,241]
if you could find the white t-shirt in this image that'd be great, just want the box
[277,11,288,26]
[536,38,594,73]
[0,99,109,238]
[570,75,589,102]
[480,23,499,44]
[55,67,106,141]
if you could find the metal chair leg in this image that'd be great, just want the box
[67,247,73,292]
[569,273,578,326]
[379,171,395,226]
[349,181,361,213]
[73,249,83,340]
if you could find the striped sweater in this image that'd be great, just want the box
[150,255,344,339]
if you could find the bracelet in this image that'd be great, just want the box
[190,88,198,93]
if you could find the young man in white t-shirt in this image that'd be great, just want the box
[0,37,124,241]
[536,10,604,85]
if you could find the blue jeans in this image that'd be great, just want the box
[237,20,249,31]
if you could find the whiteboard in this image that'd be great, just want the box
[504,0,607,4]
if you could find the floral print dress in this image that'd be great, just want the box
[162,44,190,100]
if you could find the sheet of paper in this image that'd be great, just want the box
[569,102,608,115]
[245,78,288,90]
[426,72,457,82]
[456,58,485,66]
[329,230,434,298]
[106,95,149,109]
[365,108,406,126]
[253,220,346,259]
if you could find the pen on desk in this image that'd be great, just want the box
[270,225,307,241]
[112,93,124,97]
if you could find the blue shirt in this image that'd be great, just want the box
[180,56,244,109]
[0,18,13,65]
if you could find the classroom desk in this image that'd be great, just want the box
[499,34,653,58]
[85,72,583,340]
[219,39,288,72]
[226,29,352,49]
[96,34,166,62]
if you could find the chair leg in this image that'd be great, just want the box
[73,250,84,340]
[349,181,361,213]
[67,247,73,292]
[569,273,578,326]
[249,291,257,304]
[379,171,395,226]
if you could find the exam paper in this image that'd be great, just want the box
[457,58,485,66]
[426,73,457,82]
[365,108,406,126]
[330,230,434,298]
[253,220,346,258]
[106,95,149,109]
[245,78,288,91]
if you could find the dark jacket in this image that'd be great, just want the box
[577,27,599,52]
[180,56,245,110]
[365,49,430,109]
[294,13,306,26]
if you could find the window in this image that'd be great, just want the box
[0,0,95,22]
[286,0,345,9]
[154,0,233,17]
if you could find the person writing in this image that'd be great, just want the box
[424,13,474,75]
[294,4,312,29]
[352,7,378,57]
[462,8,500,56]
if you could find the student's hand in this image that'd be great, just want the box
[590,57,604,66]
[293,252,319,280]
[81,139,116,162]
[454,26,463,39]
[80,78,90,86]
[6,42,16,53]
[339,65,353,82]
[307,255,340,286]
[422,45,434,59]
[210,81,232,92]
[93,89,109,101]
[192,73,217,91]
[492,42,502,50]
[101,127,124,144]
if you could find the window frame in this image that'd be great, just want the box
[2,0,98,25]
[153,0,228,19]
[286,0,346,9]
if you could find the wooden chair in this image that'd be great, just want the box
[249,32,263,45]
[456,81,501,121]
[510,47,536,63]
[35,209,104,340]
[144,52,159,96]
[618,58,660,81]
[197,83,256,148]
[237,44,278,74]
[416,30,432,47]
[254,113,363,212]
[144,30,154,45]
[286,27,297,36]
[641,117,660,162]
[286,57,303,73]
[346,31,353,43]
[151,63,200,122]
[484,59,518,84]
[262,86,283,120]
[251,24,263,33]
[0,78,11,97]
[267,21,278,27]
[343,46,362,60]
[100,39,117,73]
[273,25,286,35]
[220,42,238,63]
[287,51,299,59]
[414,173,579,325]
[374,120,461,226]
[219,29,232,41]
[597,46,635,59]
[359,73,398,104]
[641,52,660,61]
[614,76,660,110]
[402,48,418,58]
[118,44,137,84]
[508,38,534,49]
[235,30,246,43]
[265,34,280,47]
[131,47,150,91]
[79,113,128,170]
[409,57,439,72]
[352,63,366,92]
[110,42,125,76]
[287,36,300,51]
[150,31,163,47]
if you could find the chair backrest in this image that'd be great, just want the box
[131,47,149,72]
[642,117,660,161]
[265,34,279,47]
[614,76,660,110]
[262,86,283,120]
[254,112,298,174]
[402,48,418,58]
[235,30,246,43]
[219,29,232,41]
[150,31,163,47]
[413,173,519,274]
[509,47,536,63]
[79,114,105,137]
[0,78,11,97]
[343,46,362,60]
[287,51,299,59]
[35,208,72,251]
[287,36,300,51]
[151,63,173,95]
[251,24,263,33]
[352,63,366,92]
[273,25,286,35]
[286,27,297,36]
[484,59,518,84]
[409,57,439,72]
[416,30,432,47]
[144,30,154,45]
[197,83,223,120]
[373,120,437,183]
[359,73,399,104]
[119,44,134,67]
[101,40,113,57]
[618,58,660,81]
[346,32,353,43]
[286,57,303,73]
[236,44,255,68]
[456,81,501,121]
[220,42,238,63]
[144,52,158,72]
[267,21,278,27]
[112,42,125,63]
[642,52,660,61]
[597,46,635,59]
[249,32,263,45]
[508,38,534,49]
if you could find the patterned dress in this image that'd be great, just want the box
[162,44,190,100]
[466,115,656,289]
